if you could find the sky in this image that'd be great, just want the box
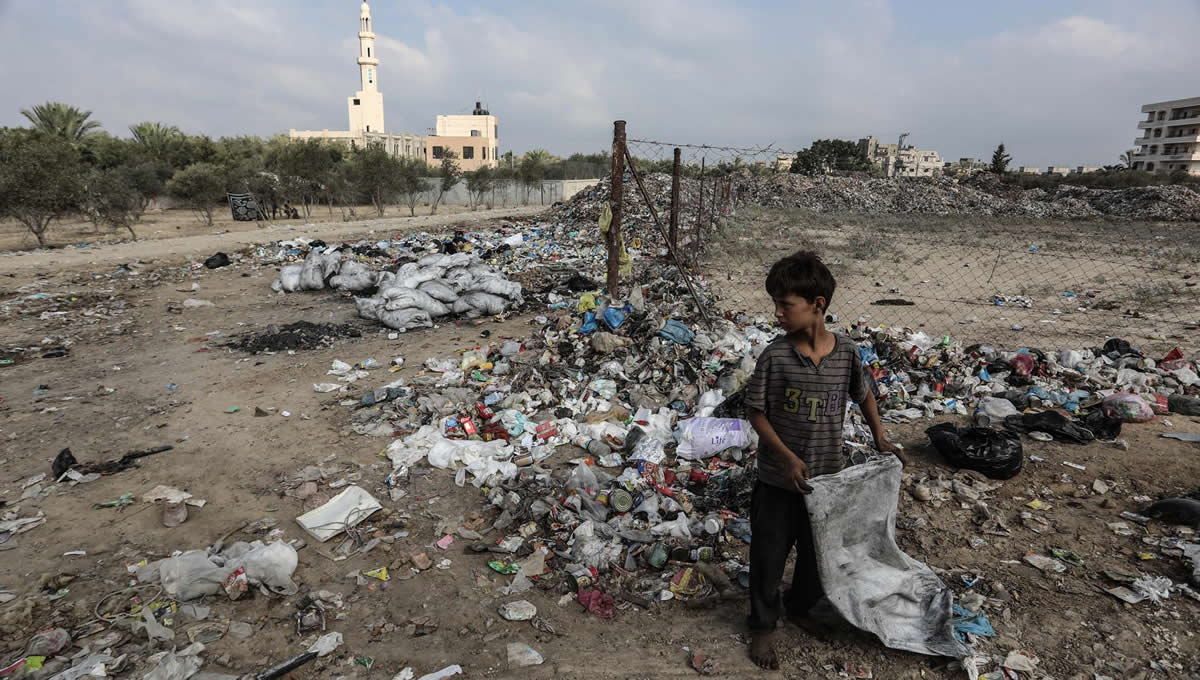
[1,0,1197,168]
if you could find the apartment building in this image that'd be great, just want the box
[1132,96,1200,175]
[858,137,942,177]
[425,102,500,171]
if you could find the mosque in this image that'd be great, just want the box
[288,2,499,170]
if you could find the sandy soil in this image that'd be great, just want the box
[0,208,1198,679]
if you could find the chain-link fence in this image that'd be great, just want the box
[613,124,1200,353]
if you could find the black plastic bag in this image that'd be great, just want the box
[204,252,231,269]
[712,389,747,419]
[1003,411,1095,444]
[1080,409,1122,440]
[52,448,77,479]
[1101,338,1140,358]
[925,422,1023,479]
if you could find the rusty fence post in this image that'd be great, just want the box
[607,120,627,297]
[693,157,705,267]
[669,148,681,253]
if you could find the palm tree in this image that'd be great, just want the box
[129,121,184,161]
[1119,149,1136,170]
[19,101,103,142]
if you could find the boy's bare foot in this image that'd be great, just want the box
[788,613,830,641]
[749,630,779,670]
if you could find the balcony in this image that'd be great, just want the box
[1135,134,1200,146]
[1133,151,1200,163]
[1137,114,1200,129]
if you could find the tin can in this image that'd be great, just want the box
[475,401,495,420]
[513,453,533,466]
[609,489,636,513]
[460,417,477,436]
[688,468,710,484]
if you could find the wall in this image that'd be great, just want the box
[412,178,599,207]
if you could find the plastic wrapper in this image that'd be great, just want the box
[675,417,757,459]
[1101,393,1155,423]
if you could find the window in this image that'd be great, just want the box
[482,147,487,160]
[353,98,360,105]
[365,125,370,132]
[368,68,374,84]
[367,47,371,57]
[462,146,475,160]
[470,129,481,137]
[432,146,444,159]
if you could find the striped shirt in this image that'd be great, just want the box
[745,333,867,489]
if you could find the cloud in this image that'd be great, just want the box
[1,0,1197,168]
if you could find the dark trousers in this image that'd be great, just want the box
[747,481,824,631]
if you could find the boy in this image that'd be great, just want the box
[744,250,907,670]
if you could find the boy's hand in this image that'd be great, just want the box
[786,457,813,494]
[877,439,910,467]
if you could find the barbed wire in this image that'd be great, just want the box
[616,129,1200,352]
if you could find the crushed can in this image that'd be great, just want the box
[688,468,710,484]
[475,401,495,421]
[535,421,557,440]
[460,416,477,436]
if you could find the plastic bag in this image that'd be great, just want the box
[657,319,695,345]
[443,267,474,292]
[806,456,974,668]
[470,277,523,301]
[377,308,434,331]
[145,550,229,601]
[1003,411,1094,444]
[456,291,509,316]
[1101,393,1155,423]
[925,423,1023,479]
[273,264,303,293]
[675,418,757,460]
[223,540,299,595]
[419,280,460,303]
[329,261,376,292]
[355,296,382,321]
[381,288,450,316]
[973,396,1019,425]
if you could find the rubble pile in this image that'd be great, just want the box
[554,172,1200,221]
[319,272,1200,626]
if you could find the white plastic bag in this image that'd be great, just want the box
[674,417,757,459]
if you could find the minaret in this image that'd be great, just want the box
[348,1,385,134]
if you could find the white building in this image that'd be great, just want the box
[1131,96,1200,175]
[289,1,500,169]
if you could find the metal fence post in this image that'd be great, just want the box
[694,157,705,266]
[608,120,627,297]
[670,148,681,252]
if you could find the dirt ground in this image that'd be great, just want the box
[0,202,500,253]
[1,207,1198,679]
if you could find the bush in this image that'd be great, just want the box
[0,128,86,247]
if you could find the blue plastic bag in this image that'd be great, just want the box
[578,312,598,335]
[657,319,694,345]
[602,306,627,330]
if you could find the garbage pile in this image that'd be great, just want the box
[554,171,1200,221]
[269,242,525,331]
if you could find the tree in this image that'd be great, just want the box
[84,168,144,239]
[519,149,552,203]
[1119,149,1136,170]
[990,143,1012,174]
[788,139,868,175]
[19,101,102,143]
[398,158,432,216]
[346,144,403,217]
[430,150,460,215]
[129,122,185,162]
[267,138,342,218]
[166,162,226,226]
[465,166,495,209]
[0,129,86,247]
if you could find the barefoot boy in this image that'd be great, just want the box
[744,250,907,670]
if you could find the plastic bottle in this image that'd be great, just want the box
[572,436,612,458]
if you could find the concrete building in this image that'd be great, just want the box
[288,2,498,170]
[424,102,499,171]
[1045,166,1071,177]
[1072,166,1098,174]
[858,136,942,177]
[943,158,988,176]
[1132,96,1200,175]
[1016,166,1041,175]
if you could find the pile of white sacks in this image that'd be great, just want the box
[272,249,523,331]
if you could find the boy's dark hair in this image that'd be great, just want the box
[765,250,835,309]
